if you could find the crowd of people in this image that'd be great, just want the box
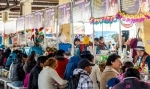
[0,37,149,89]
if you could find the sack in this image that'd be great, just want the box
[67,74,80,89]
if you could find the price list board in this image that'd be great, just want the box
[121,0,139,14]
[45,8,55,27]
[93,0,107,18]
[73,0,91,22]
[58,3,71,25]
[25,15,34,29]
[17,17,25,31]
[34,12,43,28]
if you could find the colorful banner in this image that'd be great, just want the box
[16,17,24,31]
[34,12,43,28]
[73,0,91,22]
[45,8,56,35]
[25,14,34,29]
[58,3,71,25]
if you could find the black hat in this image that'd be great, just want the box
[81,51,91,56]
[78,59,95,69]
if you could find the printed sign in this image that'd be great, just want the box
[16,17,25,31]
[34,12,43,28]
[25,14,34,29]
[73,0,91,22]
[45,8,56,35]
[58,3,71,25]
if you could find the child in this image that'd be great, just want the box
[118,61,134,81]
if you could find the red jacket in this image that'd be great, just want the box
[56,58,68,78]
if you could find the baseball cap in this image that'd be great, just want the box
[78,59,95,69]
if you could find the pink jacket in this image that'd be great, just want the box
[117,73,124,81]
[23,73,30,87]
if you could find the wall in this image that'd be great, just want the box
[59,0,70,5]
[142,19,150,54]
[60,24,70,42]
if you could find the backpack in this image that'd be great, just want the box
[10,59,25,81]
[106,78,121,89]
[67,74,80,89]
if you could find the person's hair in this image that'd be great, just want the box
[74,38,80,45]
[47,53,55,58]
[106,54,121,66]
[37,56,48,65]
[94,38,99,42]
[22,53,28,58]
[122,61,134,73]
[100,36,104,40]
[124,68,140,80]
[26,51,36,73]
[55,49,65,60]
[84,54,94,62]
[64,52,71,56]
[44,57,57,67]
[28,51,36,61]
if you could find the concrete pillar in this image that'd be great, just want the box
[59,0,70,5]
[2,11,9,45]
[139,20,150,54]
[2,11,9,22]
[20,0,33,15]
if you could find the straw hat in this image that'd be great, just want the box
[134,41,145,51]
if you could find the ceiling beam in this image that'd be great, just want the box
[34,0,58,2]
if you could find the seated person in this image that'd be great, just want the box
[113,68,150,89]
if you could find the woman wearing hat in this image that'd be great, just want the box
[133,41,150,71]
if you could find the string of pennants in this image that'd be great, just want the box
[90,12,150,24]
[3,27,44,38]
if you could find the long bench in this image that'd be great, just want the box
[7,83,27,89]
[0,77,12,89]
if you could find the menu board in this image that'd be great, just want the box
[93,0,107,18]
[16,17,25,31]
[25,14,34,29]
[121,0,140,14]
[58,3,71,25]
[93,0,118,18]
[45,8,56,35]
[34,12,43,28]
[73,0,91,22]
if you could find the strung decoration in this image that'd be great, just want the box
[26,27,44,33]
[116,12,145,23]
[90,16,118,24]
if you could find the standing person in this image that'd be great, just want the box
[94,38,100,54]
[86,54,101,89]
[55,49,68,78]
[133,41,150,70]
[28,56,48,89]
[99,36,107,50]
[64,56,82,80]
[100,54,122,89]
[73,59,95,89]
[38,58,68,89]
